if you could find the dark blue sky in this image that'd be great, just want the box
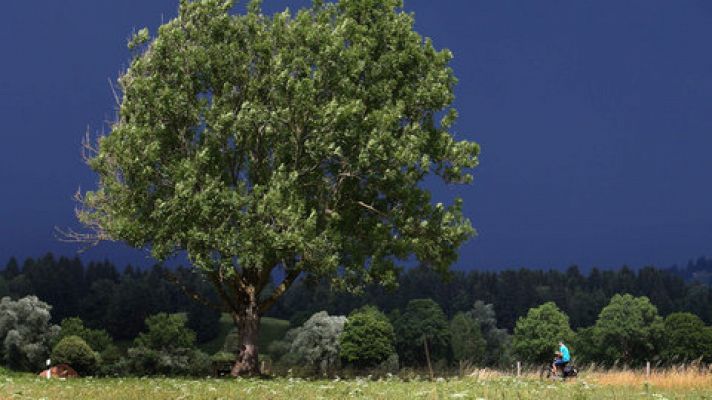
[2,1,711,270]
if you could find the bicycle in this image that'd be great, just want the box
[540,361,578,380]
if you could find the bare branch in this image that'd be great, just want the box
[53,226,106,252]
[81,128,100,164]
[357,201,386,217]
[108,78,121,108]
[55,187,111,249]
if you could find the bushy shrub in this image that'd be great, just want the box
[393,299,451,367]
[56,317,112,353]
[51,335,99,376]
[339,306,395,368]
[134,313,196,350]
[125,313,209,376]
[0,296,60,371]
[280,311,347,374]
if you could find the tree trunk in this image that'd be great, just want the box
[230,306,261,377]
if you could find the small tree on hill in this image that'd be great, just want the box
[512,302,573,364]
[69,0,478,376]
[339,306,395,368]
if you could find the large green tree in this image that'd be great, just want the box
[588,294,663,366]
[393,298,451,366]
[511,302,574,364]
[661,312,712,364]
[72,0,478,375]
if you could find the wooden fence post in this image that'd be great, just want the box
[646,361,651,378]
[517,361,521,377]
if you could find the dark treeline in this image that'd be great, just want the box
[0,254,221,343]
[2,253,712,340]
[270,263,712,331]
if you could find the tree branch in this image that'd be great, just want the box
[163,270,224,312]
[357,201,386,217]
[258,268,301,314]
[208,271,239,314]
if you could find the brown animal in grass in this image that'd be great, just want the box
[38,364,79,378]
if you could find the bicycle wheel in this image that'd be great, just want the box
[539,366,551,380]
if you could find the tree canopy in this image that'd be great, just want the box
[512,302,574,364]
[393,298,451,366]
[0,296,59,371]
[661,312,712,363]
[587,294,663,366]
[73,0,477,375]
[339,305,396,368]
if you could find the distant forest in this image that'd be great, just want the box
[1,253,711,344]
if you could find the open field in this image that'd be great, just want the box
[2,372,711,400]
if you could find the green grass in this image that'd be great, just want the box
[2,374,710,399]
[198,314,290,355]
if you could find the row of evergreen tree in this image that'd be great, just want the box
[270,262,712,331]
[1,254,221,342]
[2,253,711,342]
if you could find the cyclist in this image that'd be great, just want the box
[552,341,570,376]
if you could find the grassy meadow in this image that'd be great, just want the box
[2,369,711,399]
